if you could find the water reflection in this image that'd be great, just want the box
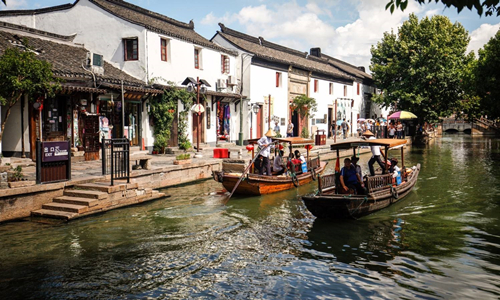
[0,135,500,299]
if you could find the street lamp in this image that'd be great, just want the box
[250,104,259,139]
[182,77,211,158]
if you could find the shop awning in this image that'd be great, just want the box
[100,83,164,95]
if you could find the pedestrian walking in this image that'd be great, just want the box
[287,120,294,137]
[341,119,347,139]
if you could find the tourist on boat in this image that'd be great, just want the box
[294,150,306,163]
[340,158,363,194]
[273,150,285,175]
[287,120,294,137]
[257,129,276,176]
[363,130,386,176]
[254,155,264,174]
[388,158,400,174]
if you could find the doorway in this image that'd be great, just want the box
[192,112,205,145]
[328,107,333,137]
[256,105,263,138]
[125,102,140,146]
[292,110,299,137]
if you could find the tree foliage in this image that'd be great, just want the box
[386,0,500,16]
[0,45,59,144]
[475,29,500,119]
[370,14,471,123]
[291,94,317,119]
[150,83,193,152]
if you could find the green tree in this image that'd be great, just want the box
[0,46,59,144]
[475,29,500,119]
[370,14,471,123]
[386,0,500,17]
[150,83,193,152]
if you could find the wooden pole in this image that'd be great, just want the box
[196,77,201,152]
[384,146,388,174]
[268,94,271,130]
[334,99,337,143]
[21,95,26,158]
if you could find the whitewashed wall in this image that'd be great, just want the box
[1,96,29,153]
[248,65,289,138]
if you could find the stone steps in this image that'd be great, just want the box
[63,189,108,200]
[53,196,99,207]
[31,209,78,220]
[42,202,89,214]
[31,181,166,222]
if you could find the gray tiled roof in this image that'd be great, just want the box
[0,0,237,56]
[217,24,354,82]
[0,21,161,93]
[321,53,372,81]
[88,0,237,56]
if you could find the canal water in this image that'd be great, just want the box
[1,135,500,299]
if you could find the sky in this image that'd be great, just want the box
[2,0,499,72]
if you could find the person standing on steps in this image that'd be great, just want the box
[287,119,294,137]
[257,129,276,176]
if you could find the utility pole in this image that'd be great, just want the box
[196,77,201,154]
[334,99,337,143]
[268,94,271,130]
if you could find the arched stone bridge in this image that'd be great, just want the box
[442,120,472,133]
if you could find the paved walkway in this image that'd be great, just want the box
[0,134,364,190]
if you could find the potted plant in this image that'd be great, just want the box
[173,153,191,165]
[7,166,34,188]
[76,138,84,151]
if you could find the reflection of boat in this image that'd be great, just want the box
[212,137,327,196]
[302,139,420,219]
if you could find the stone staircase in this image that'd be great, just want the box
[32,182,165,221]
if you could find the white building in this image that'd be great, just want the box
[0,0,242,148]
[212,24,380,140]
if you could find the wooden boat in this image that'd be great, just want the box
[302,139,420,219]
[212,137,328,196]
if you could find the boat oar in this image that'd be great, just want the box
[223,141,278,205]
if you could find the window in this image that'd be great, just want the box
[276,72,282,87]
[161,38,168,62]
[194,48,200,69]
[314,79,319,93]
[344,85,347,97]
[123,38,138,61]
[329,83,333,95]
[357,83,360,95]
[221,55,230,74]
[92,53,103,67]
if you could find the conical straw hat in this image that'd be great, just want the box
[265,129,276,137]
[362,130,374,137]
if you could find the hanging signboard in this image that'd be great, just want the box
[191,103,205,114]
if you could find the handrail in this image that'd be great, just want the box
[318,173,336,194]
[366,174,392,192]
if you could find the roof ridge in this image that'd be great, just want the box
[0,2,75,16]
[218,23,261,45]
[322,53,368,74]
[93,0,193,29]
[0,21,77,43]
[219,24,308,58]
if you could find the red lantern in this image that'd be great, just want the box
[246,145,254,151]
[305,144,313,151]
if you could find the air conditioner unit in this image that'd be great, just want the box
[88,52,104,75]
[217,79,227,89]
[228,75,236,85]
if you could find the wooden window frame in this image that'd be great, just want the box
[194,48,200,69]
[221,55,229,74]
[161,38,168,62]
[344,85,347,97]
[357,83,360,95]
[314,79,319,93]
[276,72,282,87]
[123,38,138,61]
[329,83,333,95]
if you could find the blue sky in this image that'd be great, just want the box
[3,0,499,70]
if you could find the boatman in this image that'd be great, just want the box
[363,130,386,176]
[257,129,276,175]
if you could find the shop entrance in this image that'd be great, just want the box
[125,102,140,146]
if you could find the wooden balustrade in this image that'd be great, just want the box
[366,174,392,192]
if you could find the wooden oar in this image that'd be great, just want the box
[223,141,278,205]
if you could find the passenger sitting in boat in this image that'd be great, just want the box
[273,150,285,175]
[287,152,302,172]
[351,156,365,192]
[388,158,400,174]
[340,158,364,194]
[294,150,306,163]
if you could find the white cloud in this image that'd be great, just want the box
[467,22,500,56]
[0,0,27,10]
[202,0,497,72]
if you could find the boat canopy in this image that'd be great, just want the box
[248,137,314,145]
[330,139,407,151]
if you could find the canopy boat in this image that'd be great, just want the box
[302,139,420,219]
[212,137,327,196]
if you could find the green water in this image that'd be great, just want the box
[1,135,499,299]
